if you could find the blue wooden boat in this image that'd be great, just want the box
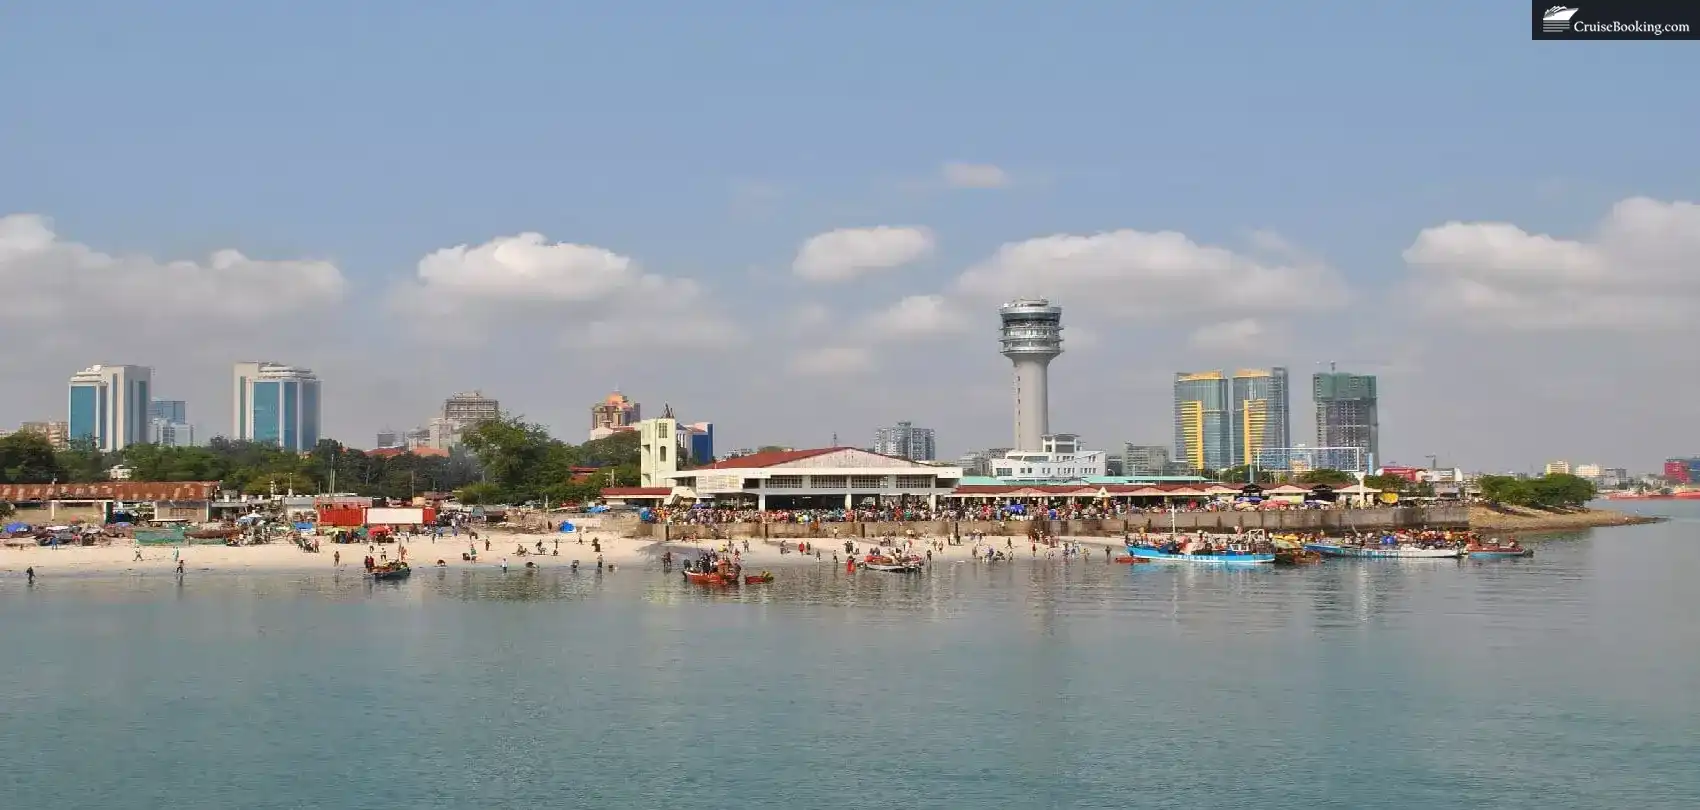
[1304,543,1463,559]
[1125,544,1273,566]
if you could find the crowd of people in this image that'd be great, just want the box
[646,499,1353,526]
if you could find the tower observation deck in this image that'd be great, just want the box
[999,299,1063,452]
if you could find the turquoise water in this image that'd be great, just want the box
[4,503,1698,809]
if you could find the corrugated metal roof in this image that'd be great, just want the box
[0,482,220,501]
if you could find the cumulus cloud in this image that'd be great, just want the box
[792,226,935,282]
[953,228,1347,319]
[0,213,345,321]
[942,162,1011,189]
[787,346,874,376]
[391,231,740,348]
[1402,197,1700,330]
[864,294,972,339]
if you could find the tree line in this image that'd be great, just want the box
[1475,473,1597,509]
[0,415,645,505]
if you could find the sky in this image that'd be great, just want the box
[2,1,1697,473]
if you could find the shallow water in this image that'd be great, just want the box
[3,503,1698,809]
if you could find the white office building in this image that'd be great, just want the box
[67,364,153,452]
[232,362,322,452]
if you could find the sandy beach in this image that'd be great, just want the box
[0,529,1130,579]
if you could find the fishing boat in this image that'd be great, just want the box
[369,561,411,581]
[743,572,775,584]
[1273,547,1323,565]
[683,570,731,585]
[1466,542,1533,559]
[1304,542,1464,559]
[1112,555,1149,564]
[863,562,923,572]
[1124,544,1273,566]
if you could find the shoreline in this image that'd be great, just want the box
[2,530,1127,579]
[1469,505,1666,534]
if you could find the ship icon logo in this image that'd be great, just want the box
[1543,6,1580,32]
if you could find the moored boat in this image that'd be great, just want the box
[1124,544,1273,565]
[862,560,923,572]
[1304,542,1464,559]
[369,561,411,580]
[1272,547,1323,565]
[1466,542,1533,559]
[743,573,775,584]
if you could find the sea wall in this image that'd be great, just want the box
[627,506,1469,540]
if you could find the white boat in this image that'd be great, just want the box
[1304,543,1464,559]
[862,562,922,573]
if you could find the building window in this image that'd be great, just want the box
[895,475,933,489]
[767,476,803,489]
[659,445,667,462]
[850,475,884,488]
[810,476,847,489]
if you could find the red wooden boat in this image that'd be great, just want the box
[1113,555,1149,564]
[744,573,774,584]
[683,570,730,586]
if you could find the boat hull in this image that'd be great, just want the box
[1467,549,1533,559]
[743,574,774,584]
[683,571,731,585]
[1124,546,1273,565]
[1304,543,1464,559]
[863,563,922,572]
[370,568,411,581]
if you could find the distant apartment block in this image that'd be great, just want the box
[1313,371,1379,465]
[1122,444,1171,476]
[590,391,640,440]
[1544,460,1572,476]
[873,421,937,461]
[15,420,70,450]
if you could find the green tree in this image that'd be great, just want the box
[1530,473,1596,508]
[0,501,14,519]
[1296,468,1355,487]
[0,431,66,483]
[1477,474,1536,506]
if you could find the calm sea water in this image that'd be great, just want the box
[4,502,1698,809]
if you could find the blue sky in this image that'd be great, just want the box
[3,1,1697,471]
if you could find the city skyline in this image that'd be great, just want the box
[2,4,1695,470]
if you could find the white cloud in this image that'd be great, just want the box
[406,232,644,305]
[1188,318,1276,353]
[864,294,971,339]
[1402,197,1700,331]
[786,303,832,330]
[953,228,1346,320]
[0,213,344,321]
[942,162,1011,189]
[792,226,935,282]
[787,346,874,376]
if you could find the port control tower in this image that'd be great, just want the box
[999,298,1063,452]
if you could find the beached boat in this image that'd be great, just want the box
[1124,544,1273,565]
[863,561,923,573]
[743,573,775,584]
[683,570,731,585]
[369,562,411,580]
[1466,543,1533,559]
[1304,543,1464,559]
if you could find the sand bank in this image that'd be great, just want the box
[1469,505,1663,533]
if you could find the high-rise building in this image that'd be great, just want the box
[1544,460,1572,476]
[375,430,400,449]
[147,399,193,447]
[233,362,321,452]
[999,299,1063,452]
[1122,444,1171,476]
[148,399,187,424]
[683,421,714,465]
[873,421,937,461]
[589,391,640,440]
[68,365,152,452]
[1231,367,1290,467]
[1313,371,1379,465]
[1174,371,1231,472]
[152,421,195,447]
[429,390,501,449]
